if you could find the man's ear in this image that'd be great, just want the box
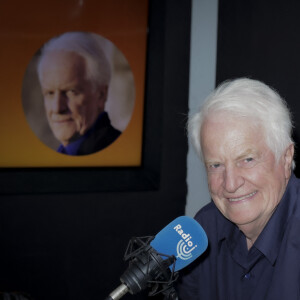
[97,85,108,111]
[283,143,294,180]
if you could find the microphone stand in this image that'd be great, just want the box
[105,236,179,300]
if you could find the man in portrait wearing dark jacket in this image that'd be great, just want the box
[37,32,121,156]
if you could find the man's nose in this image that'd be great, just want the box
[223,165,245,193]
[52,92,68,113]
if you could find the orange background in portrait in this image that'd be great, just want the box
[0,0,148,167]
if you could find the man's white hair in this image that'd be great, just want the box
[188,78,295,168]
[37,31,111,89]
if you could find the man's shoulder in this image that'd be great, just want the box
[78,112,121,154]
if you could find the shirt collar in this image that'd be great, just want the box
[57,135,86,156]
[254,173,297,264]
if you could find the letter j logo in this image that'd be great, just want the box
[176,240,197,260]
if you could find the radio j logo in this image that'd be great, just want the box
[173,224,198,260]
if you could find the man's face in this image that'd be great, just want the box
[39,50,107,146]
[201,113,293,235]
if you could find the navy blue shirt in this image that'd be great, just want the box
[177,174,300,300]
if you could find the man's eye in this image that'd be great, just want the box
[207,163,223,172]
[245,157,253,163]
[44,90,54,96]
[66,89,78,97]
[238,157,257,169]
[211,163,220,168]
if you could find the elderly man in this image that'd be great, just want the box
[37,32,121,155]
[177,78,299,299]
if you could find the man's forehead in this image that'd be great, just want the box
[39,50,88,85]
[40,50,85,70]
[201,115,267,159]
[201,112,263,135]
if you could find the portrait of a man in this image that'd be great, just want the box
[22,31,135,156]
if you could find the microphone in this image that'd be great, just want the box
[105,216,208,300]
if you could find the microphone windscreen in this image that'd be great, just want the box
[150,216,208,271]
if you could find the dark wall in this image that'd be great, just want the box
[217,0,300,176]
[0,1,191,300]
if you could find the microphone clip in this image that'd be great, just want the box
[122,236,179,299]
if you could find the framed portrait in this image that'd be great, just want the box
[0,0,166,193]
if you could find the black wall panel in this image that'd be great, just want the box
[0,1,191,299]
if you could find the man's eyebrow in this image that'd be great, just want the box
[235,149,258,161]
[204,159,220,166]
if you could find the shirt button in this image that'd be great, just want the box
[244,273,251,279]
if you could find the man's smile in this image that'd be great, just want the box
[228,191,258,202]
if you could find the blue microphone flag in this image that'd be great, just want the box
[150,216,208,271]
